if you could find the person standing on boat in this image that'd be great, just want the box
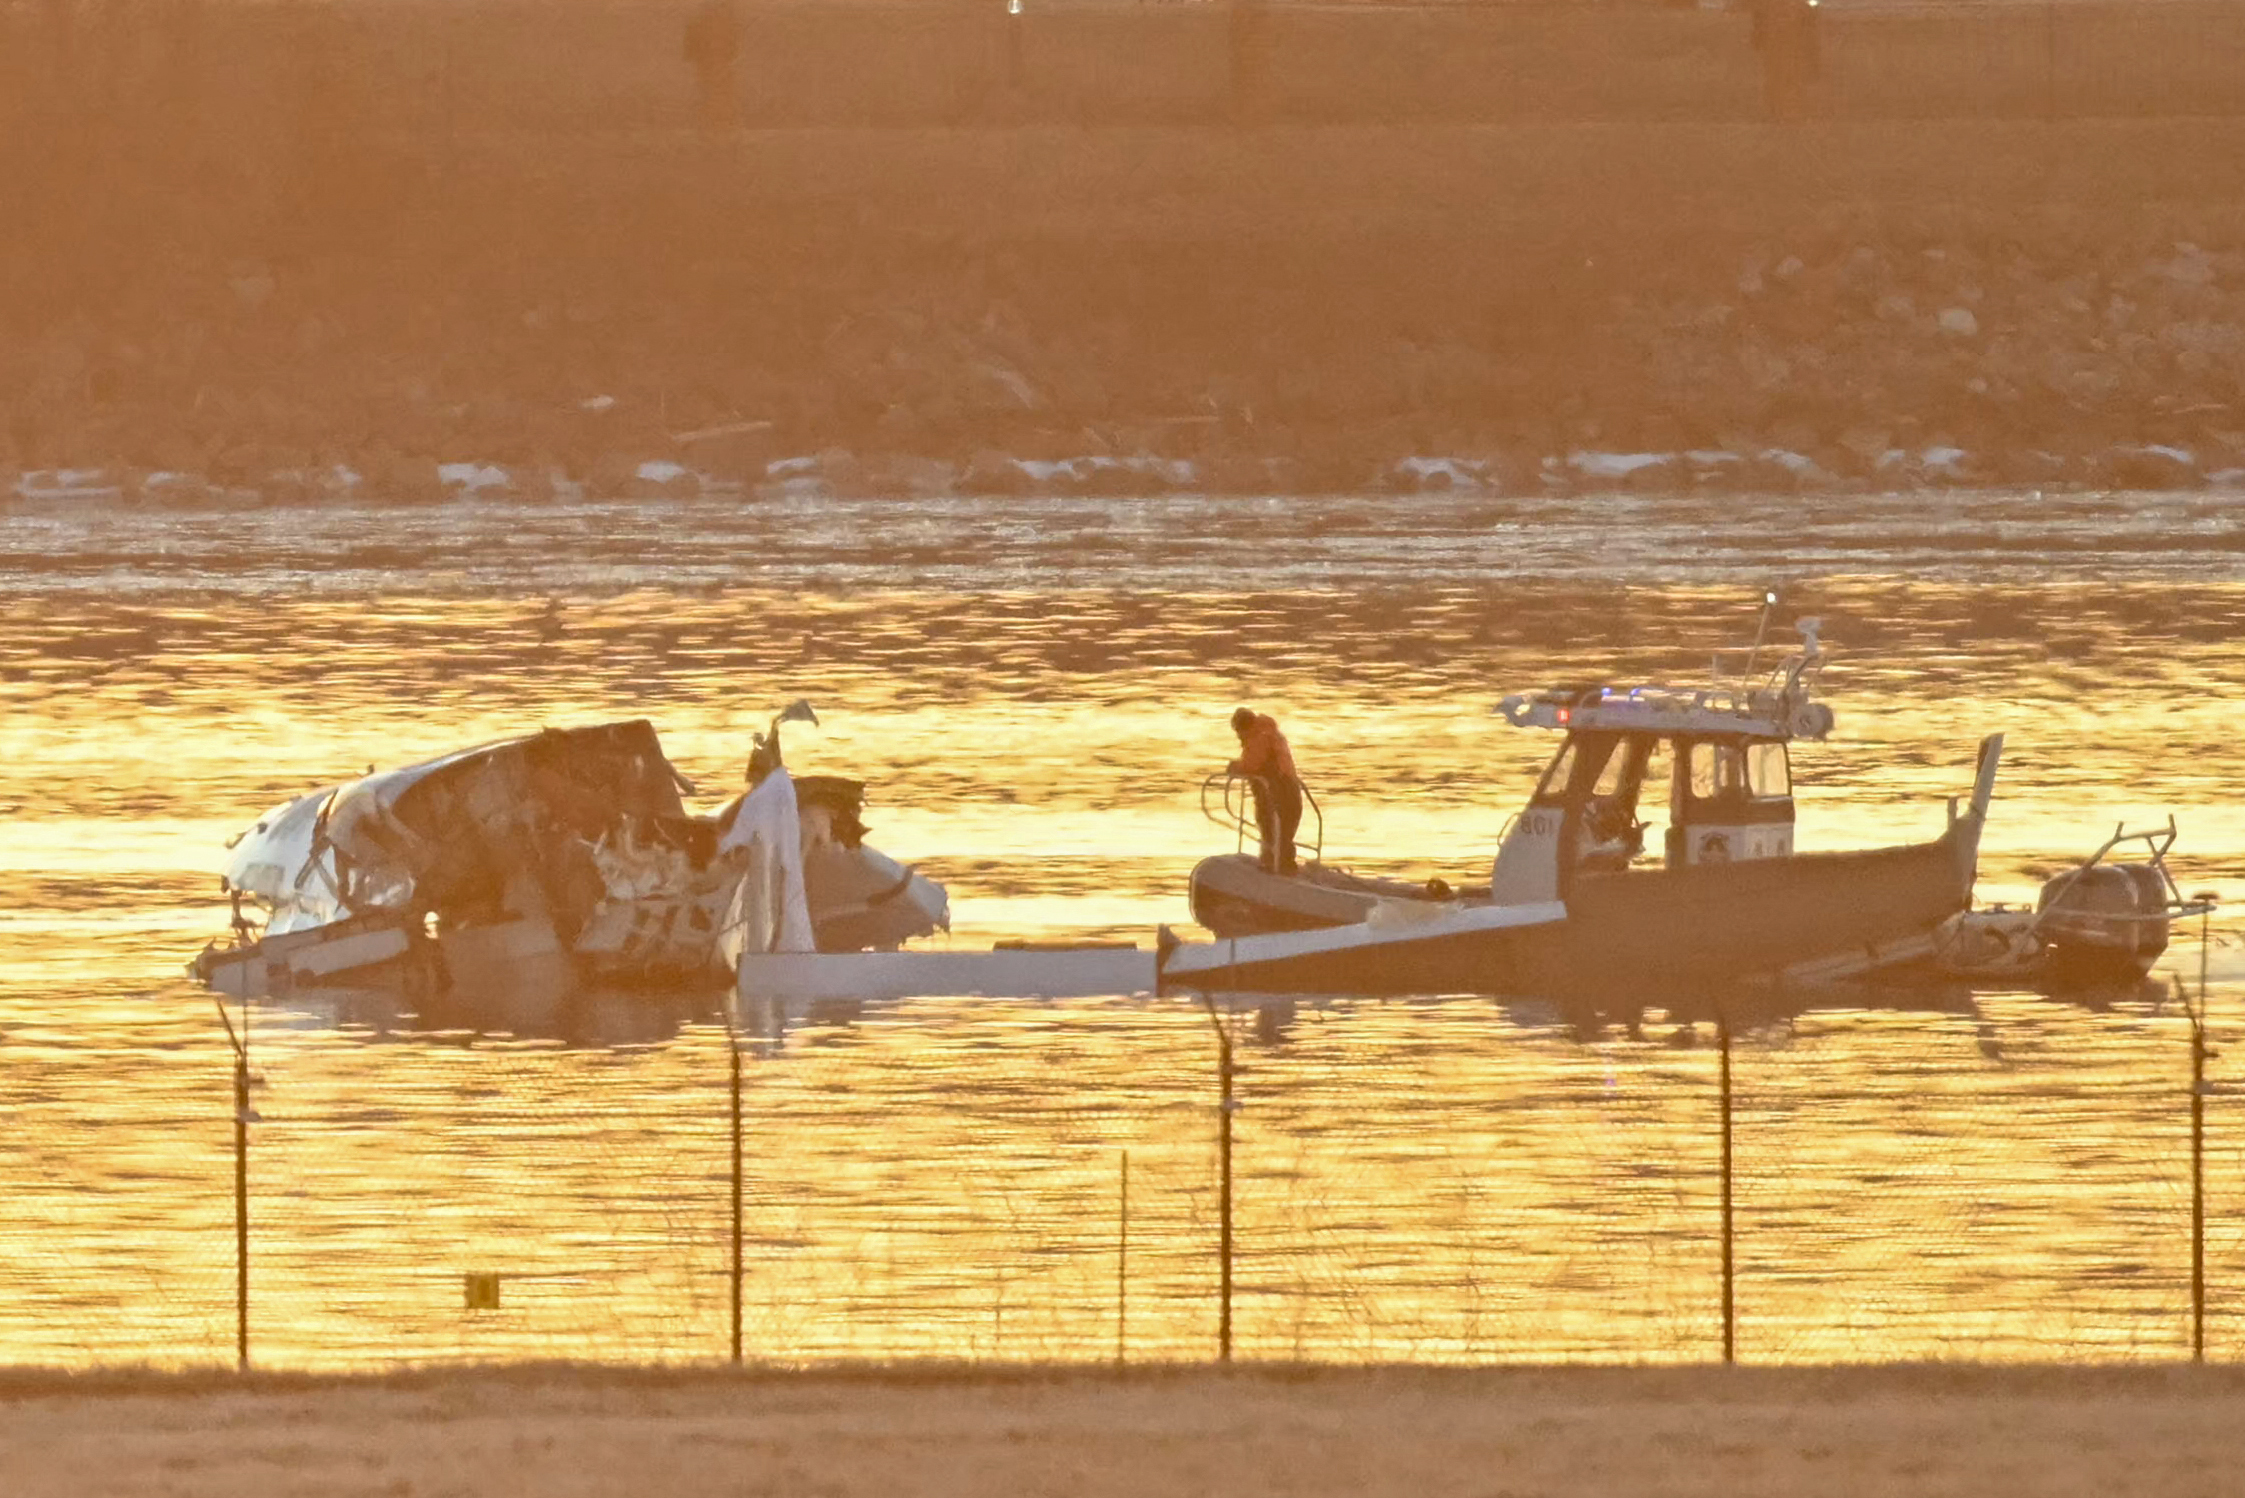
[1229,707,1303,876]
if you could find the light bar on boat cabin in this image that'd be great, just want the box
[1495,684,1834,740]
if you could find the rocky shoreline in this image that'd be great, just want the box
[7,230,2243,507]
[11,441,2240,511]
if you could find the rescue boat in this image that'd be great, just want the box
[1166,609,2198,997]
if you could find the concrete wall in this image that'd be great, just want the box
[410,1,2245,129]
[6,1,2241,146]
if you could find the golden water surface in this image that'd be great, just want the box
[2,489,2242,1368]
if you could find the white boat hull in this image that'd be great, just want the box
[1159,900,1569,995]
[194,916,417,999]
[736,945,1156,1003]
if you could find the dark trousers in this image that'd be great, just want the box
[1253,775,1304,875]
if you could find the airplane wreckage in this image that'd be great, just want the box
[193,704,950,1001]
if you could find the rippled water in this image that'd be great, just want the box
[3,489,2242,1369]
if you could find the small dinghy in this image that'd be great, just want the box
[1188,774,1482,937]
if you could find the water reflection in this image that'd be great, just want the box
[2,493,2241,1369]
[229,967,2144,1057]
[241,984,725,1050]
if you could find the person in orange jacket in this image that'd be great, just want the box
[1229,706,1303,875]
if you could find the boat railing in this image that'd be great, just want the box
[1711,615,1828,721]
[1708,650,1825,718]
[1200,771,1325,868]
[2034,815,2218,928]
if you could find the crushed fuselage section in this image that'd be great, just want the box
[196,719,945,999]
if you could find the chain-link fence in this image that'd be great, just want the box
[0,1015,237,1368]
[5,971,2240,1372]
[1732,1000,2194,1361]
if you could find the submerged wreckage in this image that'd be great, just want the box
[194,705,949,1000]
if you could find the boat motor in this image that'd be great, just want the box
[2036,862,2173,987]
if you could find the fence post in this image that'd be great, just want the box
[214,997,250,1372]
[1219,1018,1235,1363]
[729,1023,744,1368]
[2192,991,2205,1364]
[1117,1149,1129,1368]
[1719,1010,1735,1366]
[1005,0,1025,97]
[440,11,459,183]
[1199,995,1235,1364]
[2190,899,2214,1364]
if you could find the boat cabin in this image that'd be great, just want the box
[1488,620,1832,905]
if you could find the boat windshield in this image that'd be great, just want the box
[1748,740,1791,798]
[1687,739,1791,803]
[1534,732,1673,815]
[1638,736,1674,834]
[1531,740,1578,804]
[1591,744,1629,798]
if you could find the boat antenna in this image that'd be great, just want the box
[1741,589,1779,685]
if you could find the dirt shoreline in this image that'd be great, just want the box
[7,1365,2245,1497]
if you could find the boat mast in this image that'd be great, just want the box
[1738,589,1779,686]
